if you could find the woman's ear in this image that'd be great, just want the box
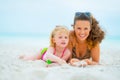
[73,26,75,29]
[71,24,75,29]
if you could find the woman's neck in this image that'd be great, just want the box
[77,38,87,45]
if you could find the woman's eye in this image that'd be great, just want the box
[77,27,81,30]
[85,26,90,30]
[85,27,88,30]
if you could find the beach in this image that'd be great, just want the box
[0,0,120,80]
[0,37,120,80]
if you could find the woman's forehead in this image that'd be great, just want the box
[75,20,90,27]
[75,20,90,24]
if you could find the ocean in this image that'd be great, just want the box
[0,34,120,48]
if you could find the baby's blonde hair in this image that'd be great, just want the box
[50,25,69,47]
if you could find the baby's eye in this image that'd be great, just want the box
[65,36,68,39]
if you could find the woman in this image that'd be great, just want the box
[68,12,105,67]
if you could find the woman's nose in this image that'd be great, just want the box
[80,30,85,34]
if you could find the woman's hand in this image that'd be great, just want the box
[84,59,99,65]
[70,58,80,66]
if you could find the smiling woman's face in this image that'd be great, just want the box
[74,20,91,42]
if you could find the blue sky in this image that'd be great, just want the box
[0,0,120,37]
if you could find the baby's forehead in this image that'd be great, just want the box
[55,32,69,36]
[56,29,69,33]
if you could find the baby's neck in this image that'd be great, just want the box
[55,46,66,53]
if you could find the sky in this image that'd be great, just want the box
[0,0,120,38]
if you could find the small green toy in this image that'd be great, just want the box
[46,59,52,64]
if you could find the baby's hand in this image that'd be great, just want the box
[19,55,25,59]
[19,55,24,59]
[58,59,67,65]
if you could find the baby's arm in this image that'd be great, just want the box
[61,49,71,61]
[45,53,66,64]
[44,47,66,65]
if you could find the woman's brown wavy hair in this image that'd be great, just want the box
[68,12,105,53]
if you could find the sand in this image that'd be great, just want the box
[0,41,120,80]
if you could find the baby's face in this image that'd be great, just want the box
[53,32,69,48]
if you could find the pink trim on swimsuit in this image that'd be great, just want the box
[54,47,66,58]
[41,50,47,61]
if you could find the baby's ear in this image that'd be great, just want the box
[52,38,56,43]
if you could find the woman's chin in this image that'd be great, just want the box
[78,38,86,42]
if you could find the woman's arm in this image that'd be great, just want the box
[86,43,100,65]
[69,44,100,66]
